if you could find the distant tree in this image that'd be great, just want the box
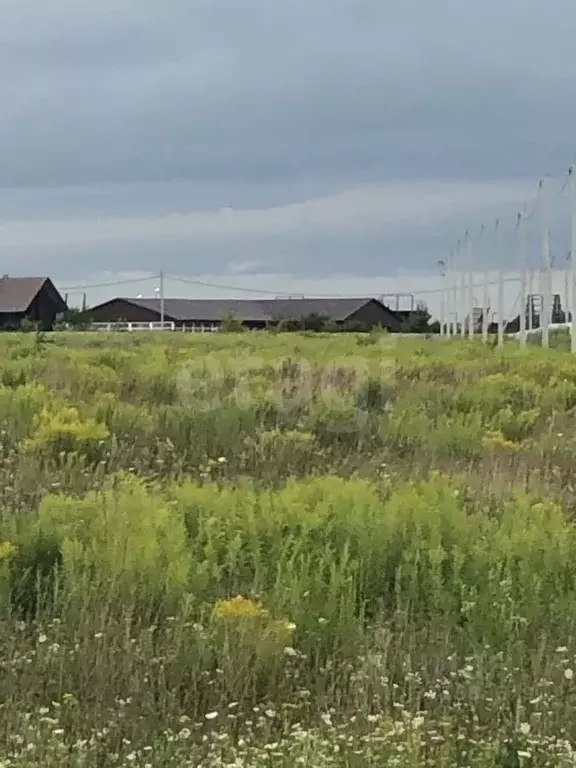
[220,313,245,333]
[340,319,372,333]
[54,307,91,331]
[401,302,435,333]
[265,319,284,333]
[299,313,330,332]
[20,317,38,333]
[67,307,92,327]
[271,314,330,332]
[266,314,378,334]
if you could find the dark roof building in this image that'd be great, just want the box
[84,296,402,331]
[0,277,67,330]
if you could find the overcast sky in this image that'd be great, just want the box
[1,0,576,306]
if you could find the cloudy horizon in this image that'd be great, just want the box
[2,0,576,301]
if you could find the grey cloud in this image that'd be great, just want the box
[1,0,576,281]
[2,0,576,188]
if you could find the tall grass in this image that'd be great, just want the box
[0,331,575,764]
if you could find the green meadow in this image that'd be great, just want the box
[0,329,575,765]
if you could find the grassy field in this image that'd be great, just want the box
[1,329,576,765]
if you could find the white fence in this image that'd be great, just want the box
[90,322,221,333]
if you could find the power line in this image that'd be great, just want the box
[556,167,573,199]
[60,275,158,291]
[57,161,576,304]
[521,178,544,221]
[58,269,529,302]
[167,274,295,296]
[409,274,521,296]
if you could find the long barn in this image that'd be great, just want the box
[84,296,403,331]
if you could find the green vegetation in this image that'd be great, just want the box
[0,330,576,765]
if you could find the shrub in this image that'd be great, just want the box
[34,476,190,610]
[220,313,245,333]
[24,405,109,459]
[10,536,62,621]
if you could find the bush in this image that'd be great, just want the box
[34,476,190,609]
[220,313,245,333]
[24,405,110,459]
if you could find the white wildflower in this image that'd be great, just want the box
[205,711,218,720]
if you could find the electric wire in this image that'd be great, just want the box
[167,274,295,296]
[61,275,158,291]
[57,162,576,304]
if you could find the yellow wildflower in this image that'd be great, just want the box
[212,595,269,622]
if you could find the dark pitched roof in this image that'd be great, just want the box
[255,297,381,322]
[109,296,396,324]
[0,277,54,313]
[116,298,271,323]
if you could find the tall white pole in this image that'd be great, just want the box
[518,211,527,349]
[482,269,489,342]
[446,250,456,336]
[541,183,551,349]
[438,260,446,335]
[527,269,534,331]
[447,250,454,336]
[570,166,576,352]
[479,223,489,343]
[565,255,570,325]
[496,219,504,348]
[459,238,466,337]
[467,232,474,339]
[160,269,165,328]
[452,244,459,336]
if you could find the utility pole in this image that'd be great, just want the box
[482,269,489,343]
[446,250,454,336]
[541,180,551,349]
[460,236,467,338]
[438,260,446,336]
[571,166,576,352]
[467,232,474,339]
[453,244,459,337]
[479,224,488,343]
[159,269,165,328]
[565,251,571,326]
[518,211,527,349]
[477,223,488,343]
[527,270,533,331]
[496,219,504,348]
